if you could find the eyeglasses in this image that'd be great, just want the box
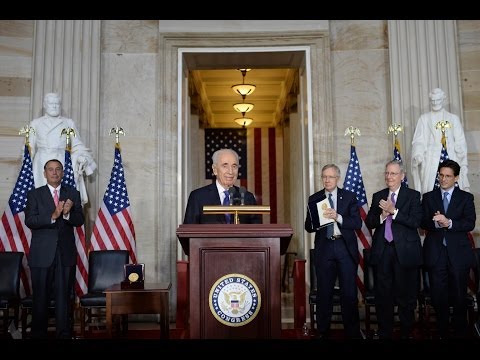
[438,174,454,179]
[321,175,338,180]
[384,172,400,177]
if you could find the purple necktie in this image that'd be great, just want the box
[384,193,396,242]
[223,190,231,224]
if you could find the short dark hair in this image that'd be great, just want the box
[43,159,63,170]
[438,159,460,177]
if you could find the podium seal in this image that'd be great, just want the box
[208,273,261,327]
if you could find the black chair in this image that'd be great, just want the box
[362,248,376,338]
[79,250,130,337]
[363,248,417,338]
[0,252,23,337]
[308,249,342,332]
[20,276,76,338]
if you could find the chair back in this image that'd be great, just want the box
[0,252,23,300]
[362,248,375,294]
[87,250,130,293]
[474,248,480,296]
[309,249,316,294]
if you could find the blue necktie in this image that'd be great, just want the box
[442,192,449,246]
[223,190,231,224]
[326,193,334,238]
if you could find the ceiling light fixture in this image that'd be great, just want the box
[233,102,254,114]
[234,117,253,127]
[232,68,255,127]
[231,69,256,98]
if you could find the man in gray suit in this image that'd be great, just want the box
[25,159,84,339]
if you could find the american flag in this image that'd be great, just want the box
[204,127,284,224]
[62,147,89,297]
[393,138,409,188]
[343,145,372,298]
[0,144,34,297]
[90,145,137,263]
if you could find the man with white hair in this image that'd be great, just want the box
[411,88,469,195]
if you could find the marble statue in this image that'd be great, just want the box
[29,93,97,205]
[411,88,469,194]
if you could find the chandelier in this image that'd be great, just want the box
[232,69,255,127]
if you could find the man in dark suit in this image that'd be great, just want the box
[183,148,261,224]
[421,159,476,338]
[365,159,422,339]
[305,164,362,339]
[25,159,84,339]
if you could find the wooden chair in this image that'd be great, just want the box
[0,252,23,337]
[78,250,129,337]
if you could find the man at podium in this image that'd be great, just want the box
[183,148,261,224]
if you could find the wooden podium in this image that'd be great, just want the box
[176,224,293,339]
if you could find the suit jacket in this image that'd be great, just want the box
[421,187,476,269]
[183,183,262,224]
[25,185,84,268]
[365,187,423,268]
[305,188,362,263]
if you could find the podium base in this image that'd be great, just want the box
[121,280,144,290]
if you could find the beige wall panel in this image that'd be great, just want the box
[0,96,31,126]
[331,49,391,200]
[100,52,157,273]
[0,36,33,57]
[330,20,387,51]
[0,77,31,97]
[0,55,32,78]
[0,20,33,37]
[463,90,480,109]
[461,70,480,91]
[102,20,158,54]
[464,110,480,130]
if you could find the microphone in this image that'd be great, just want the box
[228,187,236,205]
[239,186,246,205]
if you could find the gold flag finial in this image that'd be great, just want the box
[19,125,35,145]
[387,123,403,137]
[435,120,452,149]
[109,126,125,145]
[61,127,76,150]
[388,123,404,150]
[344,126,361,146]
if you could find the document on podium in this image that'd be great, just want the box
[307,197,335,230]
